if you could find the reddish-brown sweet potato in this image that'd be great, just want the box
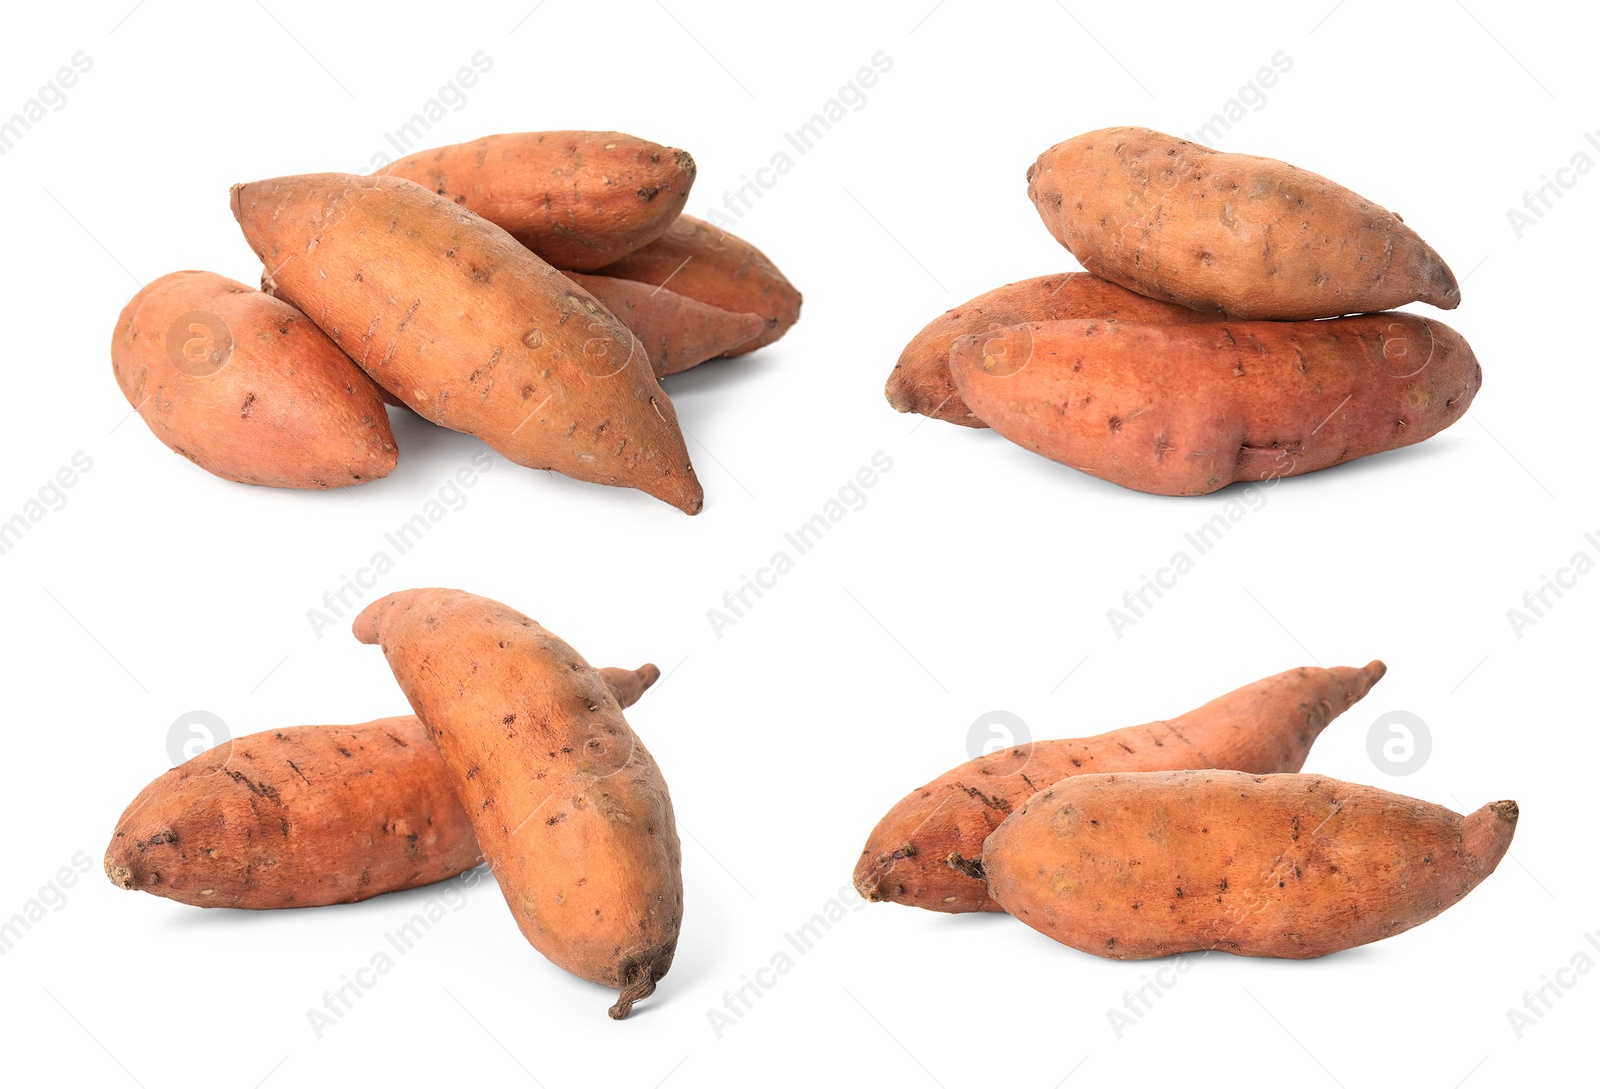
[592,215,801,354]
[385,131,696,270]
[1027,127,1460,319]
[110,271,396,488]
[103,665,659,910]
[561,271,764,376]
[854,662,1383,913]
[950,314,1480,495]
[354,589,681,1019]
[980,770,1518,958]
[886,273,1218,428]
[231,173,703,514]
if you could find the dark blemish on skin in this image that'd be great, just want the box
[240,393,256,416]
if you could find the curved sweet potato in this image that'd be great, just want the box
[110,270,395,488]
[592,215,801,354]
[980,770,1517,958]
[384,131,696,271]
[886,273,1217,428]
[103,665,659,910]
[1027,127,1460,319]
[854,662,1383,913]
[231,173,703,514]
[950,314,1480,496]
[354,589,681,1019]
[561,272,763,376]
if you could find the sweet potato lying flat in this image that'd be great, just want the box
[886,273,1218,428]
[354,589,681,1019]
[231,173,703,513]
[561,271,764,376]
[854,662,1383,913]
[950,314,1480,495]
[103,666,659,910]
[110,270,395,488]
[980,770,1518,958]
[1027,127,1460,319]
[592,215,801,354]
[385,131,695,270]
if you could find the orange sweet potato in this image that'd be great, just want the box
[561,271,764,376]
[1027,127,1460,319]
[354,589,681,1019]
[886,272,1217,428]
[385,131,696,270]
[979,770,1518,958]
[950,314,1480,496]
[103,665,659,910]
[855,662,1383,914]
[110,271,396,488]
[592,215,801,354]
[231,173,703,514]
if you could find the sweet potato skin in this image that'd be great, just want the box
[887,273,1218,428]
[561,272,764,376]
[110,271,396,488]
[231,172,702,514]
[982,770,1518,959]
[385,131,695,271]
[102,666,657,910]
[592,215,801,354]
[1027,127,1460,320]
[353,589,681,1019]
[950,314,1480,496]
[854,662,1383,913]
[104,716,475,908]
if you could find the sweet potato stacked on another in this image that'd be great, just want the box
[886,126,1479,495]
[112,131,802,512]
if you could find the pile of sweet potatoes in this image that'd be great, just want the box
[106,588,681,1019]
[853,661,1518,960]
[112,131,802,513]
[886,127,1481,495]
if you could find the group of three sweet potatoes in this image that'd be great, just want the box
[110,131,802,512]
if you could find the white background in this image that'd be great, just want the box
[1,1,1593,1085]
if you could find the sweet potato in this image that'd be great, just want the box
[110,270,396,488]
[354,589,680,1019]
[384,132,695,270]
[592,215,801,354]
[231,173,703,514]
[855,662,1383,914]
[978,770,1518,959]
[561,271,764,376]
[103,665,659,910]
[1027,127,1460,319]
[886,273,1218,428]
[950,314,1480,496]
